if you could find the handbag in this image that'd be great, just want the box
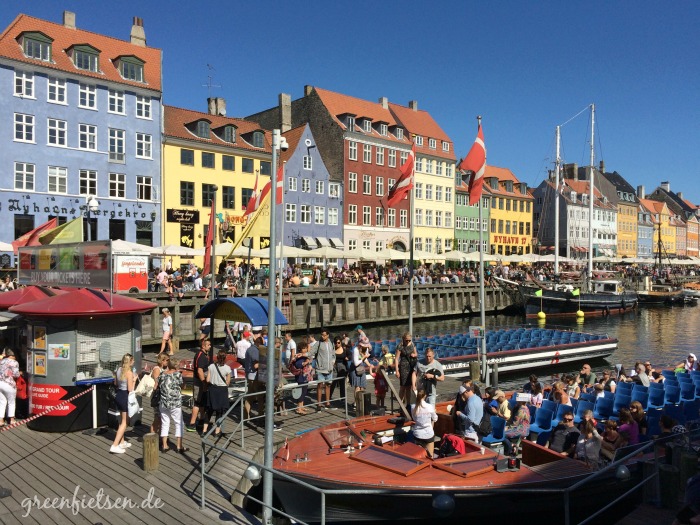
[127,391,140,418]
[134,372,155,397]
[16,374,27,400]
[355,364,366,377]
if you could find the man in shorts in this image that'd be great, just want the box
[186,339,211,431]
[160,308,173,355]
[199,317,211,341]
[311,329,335,410]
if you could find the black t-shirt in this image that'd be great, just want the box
[193,350,210,387]
[549,424,580,454]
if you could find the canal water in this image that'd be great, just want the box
[357,305,700,390]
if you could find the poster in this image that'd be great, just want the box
[26,350,33,375]
[33,326,47,350]
[33,352,47,376]
[48,343,70,360]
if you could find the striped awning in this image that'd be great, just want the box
[316,237,331,247]
[301,236,317,248]
[329,237,344,249]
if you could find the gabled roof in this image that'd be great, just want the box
[0,14,162,91]
[600,171,638,204]
[280,124,307,163]
[638,198,669,223]
[457,165,532,199]
[561,180,615,210]
[388,102,455,161]
[164,105,272,153]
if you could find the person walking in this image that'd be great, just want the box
[160,308,173,356]
[110,354,136,454]
[149,353,169,435]
[202,350,231,436]
[411,389,438,458]
[329,337,348,402]
[412,348,444,406]
[159,357,187,453]
[395,332,417,407]
[349,338,372,416]
[0,349,20,426]
[455,385,483,443]
[311,329,335,410]
[187,339,211,432]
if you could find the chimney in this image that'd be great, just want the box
[304,85,313,97]
[599,160,605,173]
[279,93,291,133]
[408,100,418,111]
[572,163,579,181]
[207,97,226,116]
[678,191,684,200]
[130,17,146,47]
[379,97,388,109]
[63,11,76,29]
[637,185,645,199]
[661,181,670,191]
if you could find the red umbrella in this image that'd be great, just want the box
[9,288,156,317]
[0,286,69,310]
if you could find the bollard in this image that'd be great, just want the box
[491,363,499,389]
[469,361,480,382]
[659,464,680,509]
[143,432,159,472]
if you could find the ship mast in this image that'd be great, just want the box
[554,126,561,275]
[587,104,595,289]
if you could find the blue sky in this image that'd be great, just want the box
[5,1,699,203]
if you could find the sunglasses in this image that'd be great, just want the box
[564,418,574,422]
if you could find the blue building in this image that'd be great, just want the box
[279,124,343,258]
[0,11,162,247]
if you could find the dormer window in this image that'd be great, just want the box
[363,119,372,133]
[253,131,264,148]
[571,191,577,203]
[117,56,144,82]
[21,32,52,61]
[379,123,388,136]
[505,181,513,192]
[415,135,423,146]
[346,116,355,130]
[223,125,236,143]
[72,45,100,72]
[429,138,436,149]
[442,141,450,152]
[395,127,404,140]
[196,121,210,139]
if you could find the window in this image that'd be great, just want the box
[328,208,339,225]
[221,186,235,209]
[223,126,235,143]
[109,129,125,162]
[425,210,433,226]
[300,205,311,224]
[201,184,216,206]
[47,118,67,146]
[285,203,296,222]
[416,158,423,172]
[445,187,452,202]
[201,152,215,168]
[396,128,404,140]
[181,149,194,166]
[314,206,325,225]
[303,155,312,170]
[14,113,34,143]
[349,141,357,161]
[363,120,372,133]
[363,144,372,163]
[259,161,271,176]
[109,172,126,198]
[346,116,355,130]
[79,169,97,196]
[15,162,35,191]
[222,155,235,171]
[252,131,264,148]
[414,238,423,251]
[376,207,385,226]
[329,182,340,198]
[436,211,443,227]
[73,46,99,72]
[363,240,371,250]
[196,121,210,139]
[79,83,96,109]
[136,133,152,159]
[47,166,68,193]
[388,178,396,193]
[400,151,408,165]
[388,149,397,167]
[442,141,450,152]
[348,173,357,193]
[426,184,433,200]
[47,77,66,103]
[315,180,324,194]
[425,238,433,253]
[108,89,125,114]
[445,212,452,228]
[363,174,371,195]
[135,96,151,119]
[23,34,51,61]
[241,188,254,208]
[415,182,423,199]
[348,205,357,225]
[506,199,511,211]
[400,209,407,228]
[380,123,388,136]
[388,208,396,227]
[446,164,453,179]
[119,57,144,82]
[288,177,297,192]
[242,158,254,173]
[363,206,371,225]
[180,181,194,206]
[436,186,443,201]
[376,177,384,196]
[415,135,423,146]
[79,124,97,150]
[425,159,433,174]
[302,179,311,193]
[415,209,423,226]
[136,176,152,200]
[429,138,436,149]
[376,146,385,165]
[14,70,35,98]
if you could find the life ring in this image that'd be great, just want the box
[551,351,560,365]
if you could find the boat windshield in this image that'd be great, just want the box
[321,427,364,450]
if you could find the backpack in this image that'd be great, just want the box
[476,415,492,437]
[288,358,303,377]
[437,434,467,458]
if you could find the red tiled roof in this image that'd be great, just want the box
[388,102,455,160]
[639,198,667,216]
[163,105,272,153]
[456,165,532,199]
[0,14,162,91]
[280,124,306,163]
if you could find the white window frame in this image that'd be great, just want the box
[442,141,450,152]
[415,135,423,146]
[415,182,423,199]
[376,207,384,226]
[396,128,404,140]
[375,240,384,252]
[380,123,388,136]
[108,89,125,115]
[436,162,443,176]
[376,146,384,165]
[363,120,372,133]
[48,166,68,194]
[426,184,434,200]
[376,177,384,196]
[363,144,372,163]
[79,83,97,109]
[135,132,152,159]
[400,151,408,165]
[429,138,436,149]
[363,240,371,250]
[314,206,325,225]
[445,187,453,203]
[14,113,35,143]
[47,118,67,147]
[303,155,312,170]
[79,124,97,150]
[136,176,153,201]
[302,179,311,193]
[436,210,443,227]
[426,210,433,226]
[425,238,433,253]
[348,172,357,193]
[47,77,67,104]
[329,182,341,198]
[109,129,125,163]
[363,206,371,225]
[285,203,297,222]
[348,204,357,225]
[14,162,35,191]
[388,208,396,227]
[288,177,297,192]
[109,172,126,198]
[388,178,396,192]
[328,207,339,225]
[135,95,151,119]
[14,71,34,98]
[436,186,443,201]
[348,239,357,251]
[400,209,408,228]
[300,204,311,224]
[415,209,423,226]
[414,237,423,251]
[416,158,423,172]
[348,140,357,161]
[388,149,397,167]
[79,169,97,196]
[315,180,324,194]
[363,174,371,195]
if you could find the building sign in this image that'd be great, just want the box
[260,237,270,249]
[29,384,76,416]
[167,209,200,224]
[17,241,112,289]
[223,213,247,227]
[180,223,194,248]
[493,236,530,245]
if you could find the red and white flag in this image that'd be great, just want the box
[460,124,486,206]
[275,164,284,205]
[387,143,415,207]
[243,172,261,217]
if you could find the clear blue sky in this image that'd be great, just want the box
[5,1,699,203]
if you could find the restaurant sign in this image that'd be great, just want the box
[167,209,200,224]
[18,241,112,289]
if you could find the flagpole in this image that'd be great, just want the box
[277,162,286,334]
[210,187,217,302]
[243,240,252,297]
[478,176,487,384]
[408,170,415,335]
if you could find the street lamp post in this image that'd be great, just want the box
[86,196,99,241]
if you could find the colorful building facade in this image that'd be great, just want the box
[483,167,533,255]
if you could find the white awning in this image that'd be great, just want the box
[329,237,344,249]
[316,237,331,247]
[302,236,318,248]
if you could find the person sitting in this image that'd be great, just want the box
[577,409,597,434]
[523,374,541,394]
[617,408,640,446]
[300,275,310,287]
[593,383,606,400]
[503,393,531,455]
[579,364,597,391]
[630,400,648,436]
[574,420,603,470]
[678,353,699,372]
[529,382,543,408]
[628,363,650,387]
[598,369,617,393]
[493,390,511,420]
[411,389,438,458]
[289,274,301,287]
[552,381,572,406]
[600,420,626,461]
[547,411,580,457]
[565,374,581,399]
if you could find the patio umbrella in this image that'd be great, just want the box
[152,244,200,257]
[0,241,12,252]
[306,246,346,259]
[111,239,156,254]
[443,250,471,262]
[345,246,390,261]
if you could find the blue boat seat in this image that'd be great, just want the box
[481,416,507,448]
[528,408,554,436]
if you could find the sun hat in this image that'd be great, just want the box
[494,390,505,399]
[459,386,467,394]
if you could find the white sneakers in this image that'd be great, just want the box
[120,441,132,449]
[110,445,125,454]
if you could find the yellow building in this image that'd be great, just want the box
[162,100,272,269]
[687,216,699,257]
[483,166,534,255]
[640,198,675,256]
[616,200,638,258]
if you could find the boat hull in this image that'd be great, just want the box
[520,286,638,318]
